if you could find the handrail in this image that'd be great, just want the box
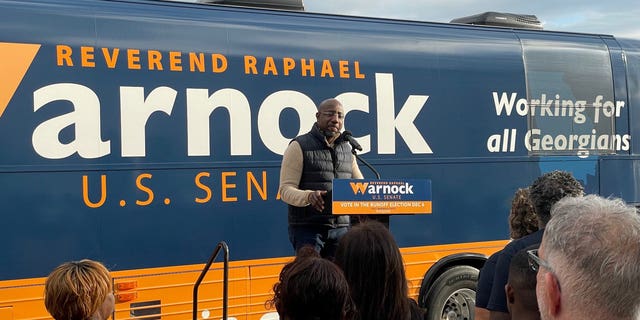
[193,241,229,320]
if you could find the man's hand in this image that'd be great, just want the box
[308,190,327,212]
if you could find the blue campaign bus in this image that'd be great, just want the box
[1,0,639,319]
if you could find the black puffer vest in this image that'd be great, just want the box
[288,125,353,227]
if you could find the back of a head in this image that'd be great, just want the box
[544,195,640,318]
[270,250,353,320]
[295,245,321,259]
[334,221,409,320]
[44,259,113,320]
[529,170,583,226]
[507,246,539,317]
[509,187,539,239]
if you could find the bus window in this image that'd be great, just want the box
[521,35,620,156]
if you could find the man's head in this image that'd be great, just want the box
[506,246,540,319]
[44,259,114,320]
[535,195,640,320]
[529,170,583,227]
[315,98,344,139]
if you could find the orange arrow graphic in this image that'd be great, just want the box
[0,42,41,118]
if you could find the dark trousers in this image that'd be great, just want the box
[288,225,349,260]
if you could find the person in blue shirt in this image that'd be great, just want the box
[475,187,538,320]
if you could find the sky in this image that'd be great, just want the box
[303,0,640,39]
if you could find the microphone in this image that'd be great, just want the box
[342,130,362,151]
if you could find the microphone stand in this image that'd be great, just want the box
[352,149,381,179]
[351,148,388,228]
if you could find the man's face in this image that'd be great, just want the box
[99,292,115,320]
[536,243,552,320]
[316,102,344,136]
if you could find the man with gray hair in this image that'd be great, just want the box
[530,195,640,320]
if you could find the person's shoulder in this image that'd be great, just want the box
[293,131,315,144]
[283,139,302,154]
[487,250,502,264]
[291,133,306,141]
[407,298,425,320]
[518,229,544,246]
[503,229,544,254]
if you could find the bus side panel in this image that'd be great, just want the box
[0,0,638,319]
[0,0,532,281]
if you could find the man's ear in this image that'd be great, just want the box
[543,272,562,316]
[505,283,515,304]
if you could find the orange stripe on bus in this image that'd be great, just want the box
[333,201,432,214]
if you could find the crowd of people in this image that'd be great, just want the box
[272,169,640,320]
[269,220,424,320]
[41,102,640,320]
[42,173,640,320]
[475,170,640,320]
[477,171,585,320]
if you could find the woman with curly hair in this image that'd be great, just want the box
[508,187,539,239]
[476,187,540,320]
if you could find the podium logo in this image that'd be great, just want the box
[350,182,369,194]
[349,182,414,195]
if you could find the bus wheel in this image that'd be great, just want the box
[424,265,478,320]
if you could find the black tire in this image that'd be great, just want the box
[424,265,479,320]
